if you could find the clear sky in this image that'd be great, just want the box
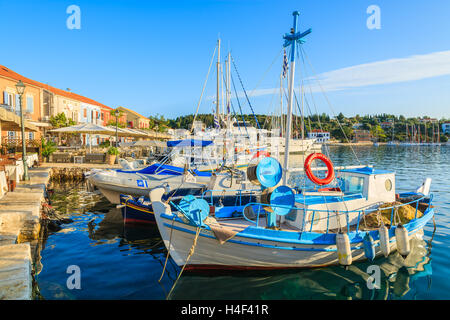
[1,0,449,119]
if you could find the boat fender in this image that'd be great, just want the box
[395,224,410,258]
[363,233,376,261]
[336,232,352,266]
[378,224,391,257]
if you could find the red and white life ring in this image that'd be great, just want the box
[252,150,270,160]
[304,153,335,186]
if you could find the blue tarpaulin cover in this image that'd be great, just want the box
[166,139,214,147]
[117,163,212,177]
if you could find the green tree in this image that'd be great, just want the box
[49,112,75,128]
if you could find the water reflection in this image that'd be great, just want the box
[168,234,433,300]
[36,145,447,300]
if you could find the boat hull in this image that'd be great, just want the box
[152,200,433,270]
[120,196,156,224]
[88,172,210,204]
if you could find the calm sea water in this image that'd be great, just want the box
[35,145,449,300]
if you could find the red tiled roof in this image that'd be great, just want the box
[0,65,112,110]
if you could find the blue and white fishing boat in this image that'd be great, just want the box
[150,11,435,271]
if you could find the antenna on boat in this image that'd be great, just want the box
[282,11,311,184]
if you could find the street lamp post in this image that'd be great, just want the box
[15,80,29,181]
[114,109,120,148]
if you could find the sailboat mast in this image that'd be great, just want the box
[226,52,231,131]
[216,38,221,126]
[283,11,311,184]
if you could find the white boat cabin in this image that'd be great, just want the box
[281,167,396,232]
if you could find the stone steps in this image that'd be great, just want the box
[0,243,32,300]
[0,167,51,300]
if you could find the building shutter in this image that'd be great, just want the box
[3,91,7,104]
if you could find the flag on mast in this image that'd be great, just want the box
[282,49,288,78]
[214,114,220,129]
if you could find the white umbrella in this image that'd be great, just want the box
[50,123,116,152]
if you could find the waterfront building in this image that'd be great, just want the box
[0,65,42,144]
[307,129,330,143]
[353,129,372,143]
[442,122,450,134]
[0,65,133,148]
[117,106,150,129]
[380,121,393,129]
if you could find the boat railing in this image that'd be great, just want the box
[241,194,431,233]
[201,188,261,207]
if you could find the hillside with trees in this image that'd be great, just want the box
[152,113,448,143]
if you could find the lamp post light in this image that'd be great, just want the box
[15,80,29,181]
[114,109,120,148]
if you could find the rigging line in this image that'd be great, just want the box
[298,48,352,216]
[230,72,250,138]
[296,51,325,144]
[230,54,261,129]
[304,97,313,133]
[297,46,333,161]
[299,46,361,164]
[190,45,217,134]
[294,45,334,216]
[249,47,285,98]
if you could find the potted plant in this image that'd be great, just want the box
[107,146,119,165]
[41,138,57,163]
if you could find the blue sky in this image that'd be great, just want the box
[1,0,449,119]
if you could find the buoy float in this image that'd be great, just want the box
[304,153,335,186]
[336,232,352,266]
[395,224,410,258]
[363,233,376,261]
[378,224,391,257]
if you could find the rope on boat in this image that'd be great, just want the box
[166,226,202,299]
[158,215,177,283]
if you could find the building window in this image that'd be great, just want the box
[3,92,15,107]
[83,109,87,118]
[7,131,16,140]
[26,96,34,113]
[28,132,34,140]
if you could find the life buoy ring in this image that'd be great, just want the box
[304,153,335,185]
[252,150,270,160]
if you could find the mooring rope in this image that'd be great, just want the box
[158,215,177,282]
[166,226,202,299]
